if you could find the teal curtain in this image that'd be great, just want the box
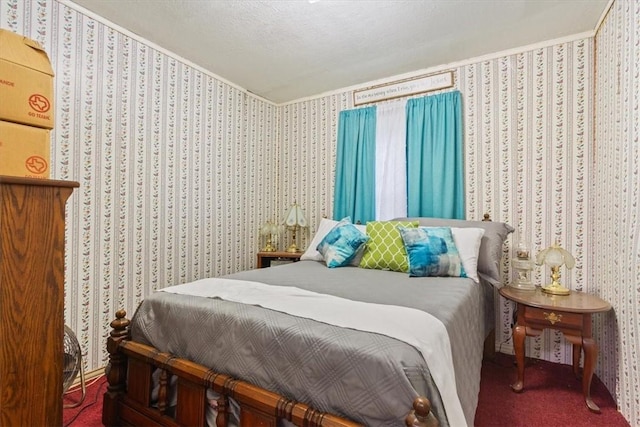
[333,106,376,223]
[406,91,464,219]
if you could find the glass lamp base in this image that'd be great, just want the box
[511,282,536,291]
[512,258,534,291]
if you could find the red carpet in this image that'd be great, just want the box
[63,375,106,427]
[475,353,629,427]
[64,353,630,426]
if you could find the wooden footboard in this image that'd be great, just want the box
[103,310,439,427]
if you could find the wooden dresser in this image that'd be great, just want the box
[0,176,78,427]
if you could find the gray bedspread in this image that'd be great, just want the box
[130,260,494,427]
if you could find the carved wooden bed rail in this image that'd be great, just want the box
[103,310,439,427]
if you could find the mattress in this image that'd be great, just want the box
[130,260,495,426]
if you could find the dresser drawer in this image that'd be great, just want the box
[524,306,583,329]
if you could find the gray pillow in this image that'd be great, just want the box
[392,217,514,286]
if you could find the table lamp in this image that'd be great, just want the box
[535,242,575,295]
[511,239,535,291]
[259,220,280,252]
[283,202,307,253]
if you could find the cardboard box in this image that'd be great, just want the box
[0,120,50,178]
[0,29,54,129]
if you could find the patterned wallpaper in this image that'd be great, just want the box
[280,14,635,425]
[283,40,594,359]
[1,0,280,369]
[1,0,637,424]
[594,0,639,424]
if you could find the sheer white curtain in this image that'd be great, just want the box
[374,101,407,220]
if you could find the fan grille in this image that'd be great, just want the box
[62,325,81,393]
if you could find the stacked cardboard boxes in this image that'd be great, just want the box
[0,29,54,178]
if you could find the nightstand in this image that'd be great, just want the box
[256,251,302,268]
[499,286,611,413]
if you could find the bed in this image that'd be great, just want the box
[102,216,513,427]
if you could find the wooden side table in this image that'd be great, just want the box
[256,251,302,268]
[499,286,611,413]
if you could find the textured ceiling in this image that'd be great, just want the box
[67,0,609,104]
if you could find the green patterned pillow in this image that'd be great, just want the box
[359,221,419,272]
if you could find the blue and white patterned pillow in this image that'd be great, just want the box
[317,222,369,268]
[397,226,467,278]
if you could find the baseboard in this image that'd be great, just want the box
[496,342,514,355]
[70,366,106,388]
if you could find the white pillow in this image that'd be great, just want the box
[451,227,485,283]
[301,218,366,266]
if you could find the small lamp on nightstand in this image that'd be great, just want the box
[259,220,280,252]
[511,239,535,291]
[536,242,575,295]
[283,202,307,253]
